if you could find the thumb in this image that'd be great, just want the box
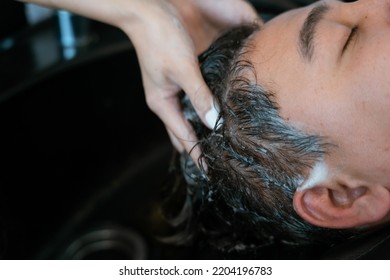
[229,1,263,26]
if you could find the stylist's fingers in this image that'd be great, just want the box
[165,111,202,165]
[166,127,184,153]
[231,0,260,24]
[147,92,202,164]
[193,0,261,29]
[175,61,218,130]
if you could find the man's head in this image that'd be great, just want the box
[245,0,390,230]
[176,0,390,249]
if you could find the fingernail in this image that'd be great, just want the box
[205,101,221,129]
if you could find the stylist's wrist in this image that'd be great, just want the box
[116,0,160,40]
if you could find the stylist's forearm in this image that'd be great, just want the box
[16,0,145,29]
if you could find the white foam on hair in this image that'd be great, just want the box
[206,100,223,129]
[297,160,328,191]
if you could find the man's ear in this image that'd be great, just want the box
[293,179,390,229]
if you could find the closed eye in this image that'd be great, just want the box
[342,27,358,54]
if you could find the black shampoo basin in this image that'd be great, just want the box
[0,25,174,259]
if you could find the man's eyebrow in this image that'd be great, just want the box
[299,3,330,61]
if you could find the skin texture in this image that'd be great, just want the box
[18,0,260,163]
[244,0,390,229]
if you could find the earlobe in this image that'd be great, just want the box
[293,184,390,229]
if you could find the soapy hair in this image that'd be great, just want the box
[162,24,357,252]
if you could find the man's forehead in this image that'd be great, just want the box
[242,4,324,122]
[245,7,309,83]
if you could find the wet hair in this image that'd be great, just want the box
[162,24,356,252]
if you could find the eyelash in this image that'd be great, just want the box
[342,27,358,53]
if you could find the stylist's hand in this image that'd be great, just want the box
[122,0,259,163]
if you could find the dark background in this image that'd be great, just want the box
[1,0,389,260]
